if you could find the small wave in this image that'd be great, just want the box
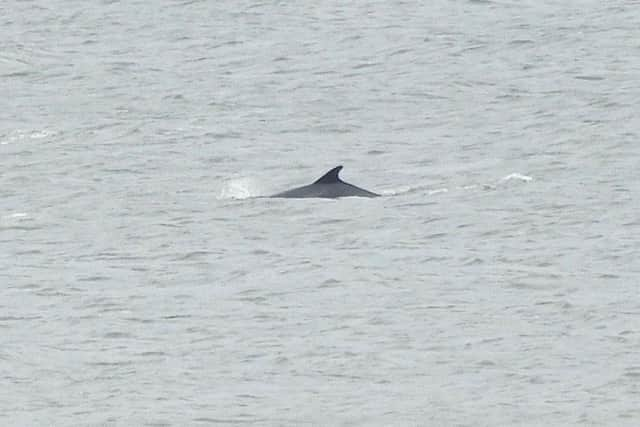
[427,188,449,196]
[4,212,29,219]
[500,173,533,183]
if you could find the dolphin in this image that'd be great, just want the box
[270,166,379,199]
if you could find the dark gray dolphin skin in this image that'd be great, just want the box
[270,166,379,199]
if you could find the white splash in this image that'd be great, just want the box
[216,178,261,199]
[30,130,53,139]
[1,129,56,145]
[380,184,435,196]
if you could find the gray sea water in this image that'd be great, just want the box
[2,1,639,426]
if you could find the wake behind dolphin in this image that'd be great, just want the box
[270,166,379,199]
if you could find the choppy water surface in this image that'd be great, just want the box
[2,1,639,425]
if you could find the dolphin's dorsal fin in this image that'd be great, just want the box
[314,166,343,184]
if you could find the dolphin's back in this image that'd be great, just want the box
[270,184,318,198]
[270,166,379,199]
